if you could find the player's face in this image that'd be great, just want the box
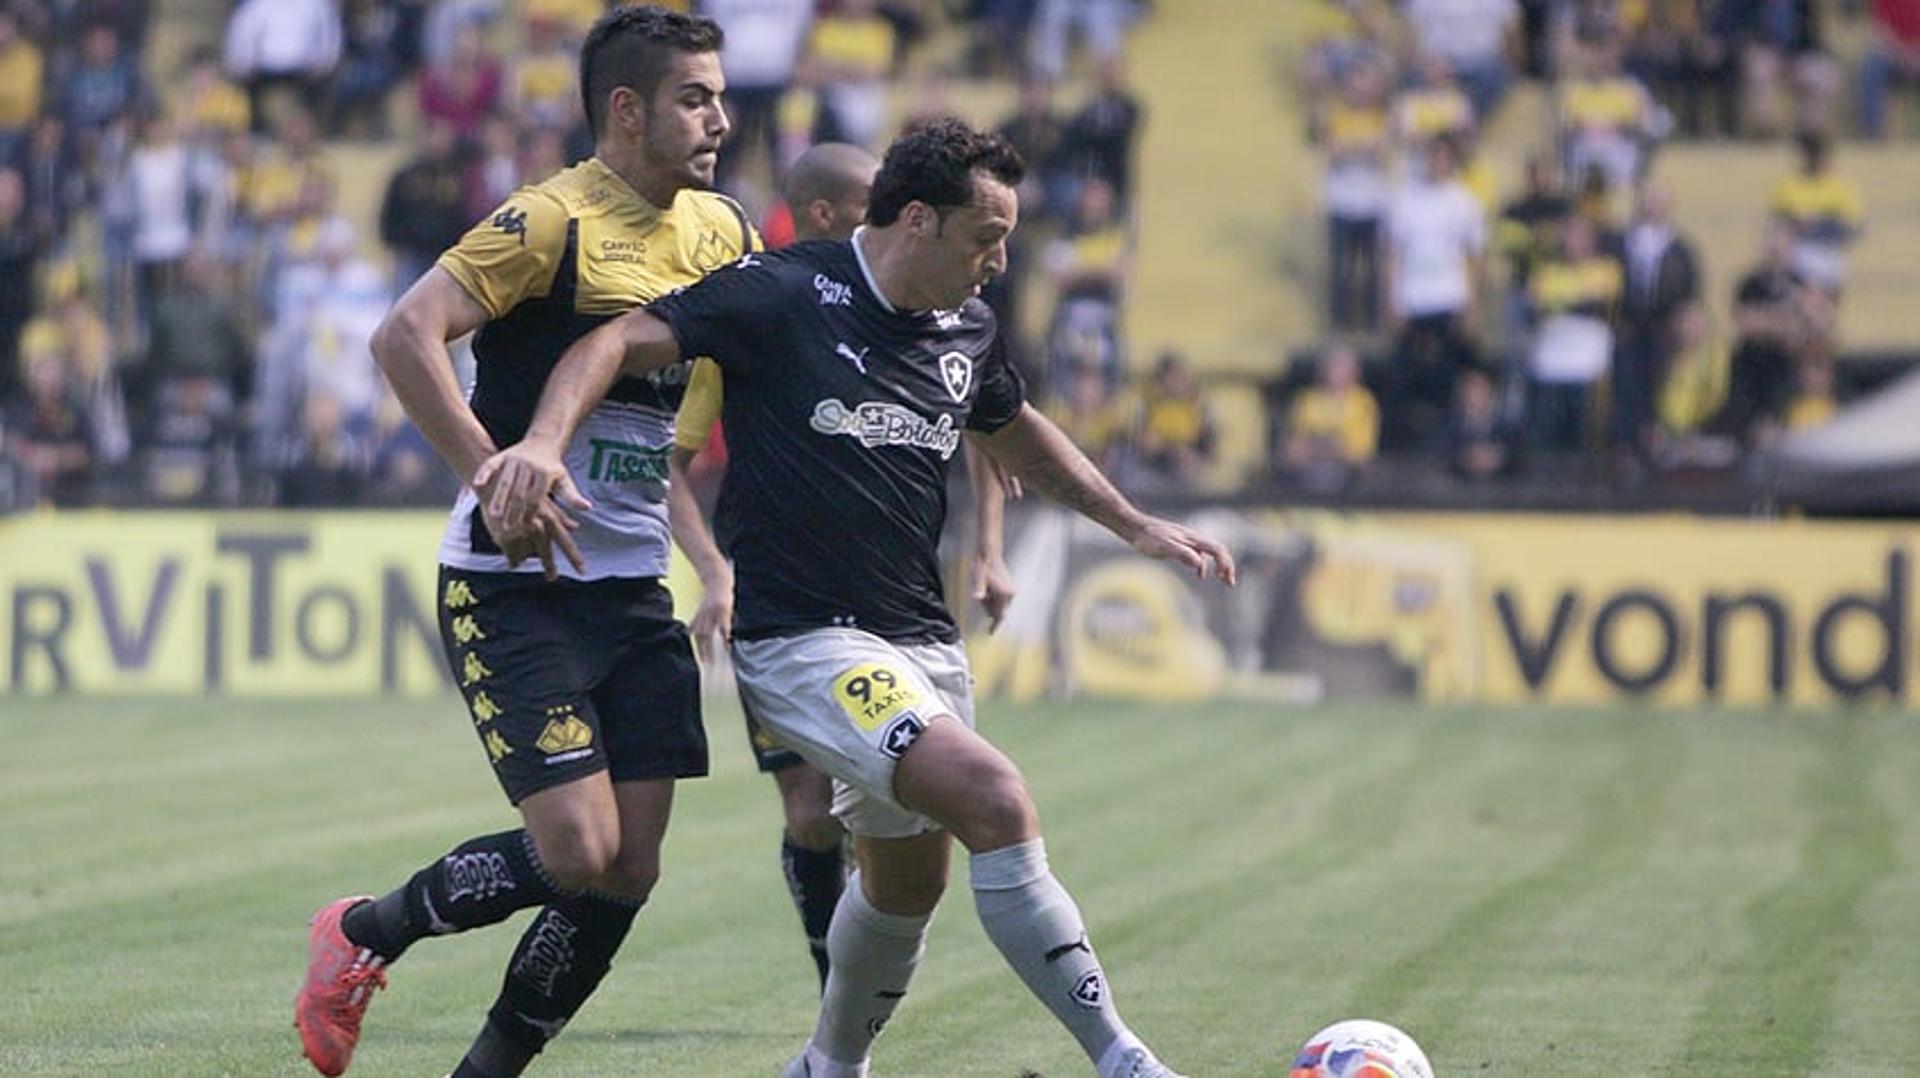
[921,173,1017,308]
[642,51,729,191]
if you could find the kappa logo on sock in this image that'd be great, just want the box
[511,910,579,998]
[1071,969,1106,1009]
[879,712,926,759]
[444,851,515,902]
[867,1016,890,1036]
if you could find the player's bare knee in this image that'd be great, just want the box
[529,820,619,892]
[953,765,1038,852]
[597,846,661,902]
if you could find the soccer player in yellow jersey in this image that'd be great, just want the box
[671,141,1016,990]
[294,9,755,1077]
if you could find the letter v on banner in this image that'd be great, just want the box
[1495,589,1581,691]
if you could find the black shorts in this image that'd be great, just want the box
[742,692,805,773]
[437,567,706,804]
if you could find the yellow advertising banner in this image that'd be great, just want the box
[3,508,1912,708]
[0,512,700,697]
[966,509,1920,711]
[1402,513,1915,709]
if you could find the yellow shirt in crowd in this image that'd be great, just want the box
[1770,173,1863,242]
[1288,387,1380,463]
[1563,77,1646,132]
[0,37,43,130]
[809,15,895,80]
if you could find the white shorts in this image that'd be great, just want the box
[731,628,974,839]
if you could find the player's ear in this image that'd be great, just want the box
[608,85,644,137]
[905,200,934,236]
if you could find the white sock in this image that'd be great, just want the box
[800,1042,868,1078]
[971,838,1134,1067]
[809,870,930,1071]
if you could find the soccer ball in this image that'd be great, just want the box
[1289,1019,1433,1078]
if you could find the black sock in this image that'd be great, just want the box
[343,830,568,963]
[456,890,643,1075]
[781,834,847,989]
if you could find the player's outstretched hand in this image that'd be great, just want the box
[971,549,1016,632]
[1129,516,1238,586]
[689,571,734,664]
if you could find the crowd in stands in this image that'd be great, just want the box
[0,0,1183,510]
[1280,0,1910,497]
[4,1,1916,512]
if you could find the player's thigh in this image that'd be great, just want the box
[891,717,1039,851]
[438,567,615,807]
[590,578,709,784]
[853,830,953,917]
[731,628,970,840]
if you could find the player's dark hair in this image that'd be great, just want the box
[866,118,1025,227]
[579,5,724,138]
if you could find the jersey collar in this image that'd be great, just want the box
[850,226,897,314]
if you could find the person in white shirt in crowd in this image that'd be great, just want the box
[124,111,193,331]
[1402,0,1520,123]
[705,0,814,194]
[1028,0,1139,84]
[258,218,390,466]
[223,0,342,134]
[1383,134,1485,449]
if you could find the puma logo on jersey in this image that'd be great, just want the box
[835,342,869,374]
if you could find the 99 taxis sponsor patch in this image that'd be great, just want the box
[832,663,925,732]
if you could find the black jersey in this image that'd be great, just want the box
[648,236,1025,644]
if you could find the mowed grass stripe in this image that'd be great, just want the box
[1672,717,1898,1075]
[1818,723,1920,1073]
[901,707,1534,1076]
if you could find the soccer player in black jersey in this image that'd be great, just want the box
[481,119,1233,1078]
[670,140,1019,991]
[293,9,754,1076]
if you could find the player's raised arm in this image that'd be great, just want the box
[372,267,586,578]
[474,308,684,534]
[977,403,1237,586]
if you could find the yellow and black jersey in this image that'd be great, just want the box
[1529,255,1623,319]
[435,156,760,579]
[1770,173,1862,245]
[438,155,759,443]
[1562,76,1646,131]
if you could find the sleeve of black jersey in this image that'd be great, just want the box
[645,254,782,375]
[965,334,1027,433]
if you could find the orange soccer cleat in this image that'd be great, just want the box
[294,896,388,1076]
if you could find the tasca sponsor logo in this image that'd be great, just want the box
[587,439,669,484]
[809,399,960,460]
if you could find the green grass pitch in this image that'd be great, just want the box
[3,694,1919,1076]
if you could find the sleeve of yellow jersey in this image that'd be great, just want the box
[672,197,762,453]
[436,187,571,320]
[676,358,723,451]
